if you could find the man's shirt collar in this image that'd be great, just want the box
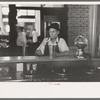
[47,37,59,45]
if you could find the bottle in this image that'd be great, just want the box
[48,45,53,59]
[26,63,31,75]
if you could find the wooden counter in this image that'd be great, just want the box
[91,58,100,69]
[0,56,91,69]
[0,56,91,81]
[0,56,90,63]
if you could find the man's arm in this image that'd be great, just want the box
[56,38,69,57]
[22,37,27,56]
[22,44,26,56]
[35,38,47,56]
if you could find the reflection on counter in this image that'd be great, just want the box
[4,67,100,82]
[0,56,99,82]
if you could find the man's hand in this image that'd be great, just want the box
[35,50,42,56]
[55,51,69,57]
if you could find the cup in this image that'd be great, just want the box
[48,45,53,58]
[26,63,31,75]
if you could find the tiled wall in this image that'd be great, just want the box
[67,5,90,52]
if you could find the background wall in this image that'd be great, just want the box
[67,5,90,53]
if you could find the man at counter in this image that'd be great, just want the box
[35,23,69,57]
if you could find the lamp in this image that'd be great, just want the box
[74,34,88,58]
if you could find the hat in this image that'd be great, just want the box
[47,23,60,31]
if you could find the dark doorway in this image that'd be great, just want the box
[41,6,68,43]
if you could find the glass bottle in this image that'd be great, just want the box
[74,34,88,58]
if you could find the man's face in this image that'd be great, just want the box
[49,28,59,39]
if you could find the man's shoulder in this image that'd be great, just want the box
[42,38,49,43]
[43,37,49,41]
[59,38,66,42]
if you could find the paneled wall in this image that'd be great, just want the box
[67,5,90,52]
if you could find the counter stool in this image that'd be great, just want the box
[51,67,72,77]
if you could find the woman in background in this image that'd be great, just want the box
[16,26,27,56]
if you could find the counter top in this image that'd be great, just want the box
[0,56,90,63]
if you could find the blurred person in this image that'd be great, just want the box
[31,29,39,43]
[0,27,6,35]
[16,26,27,56]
